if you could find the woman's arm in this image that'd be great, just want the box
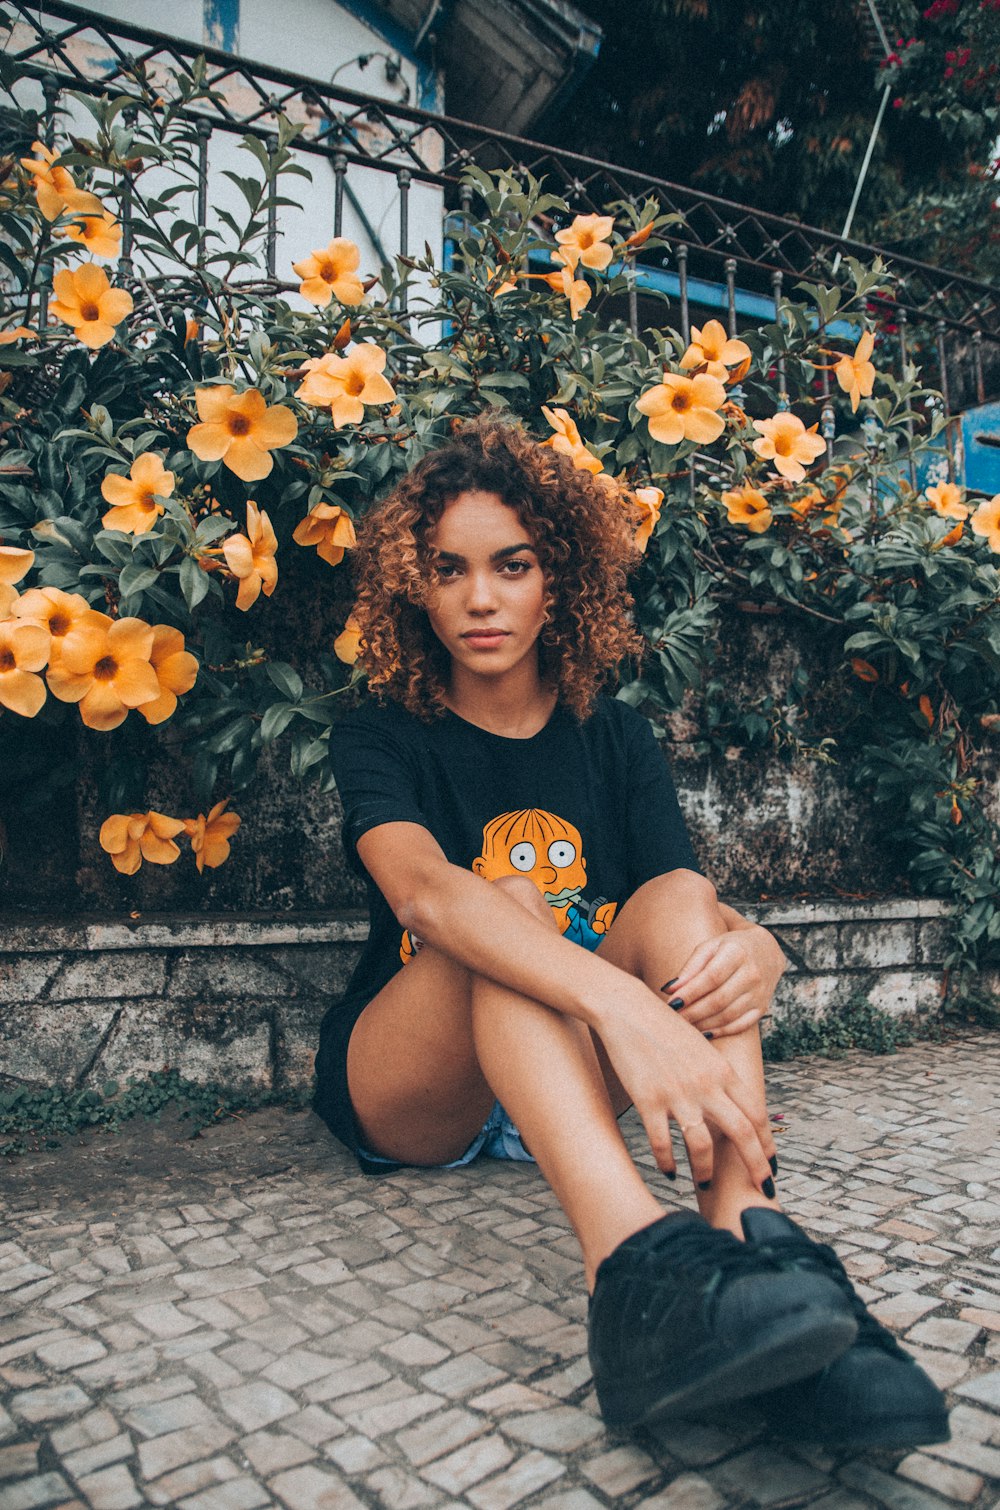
[357,820,775,1193]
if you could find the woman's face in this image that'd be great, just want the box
[423,490,547,684]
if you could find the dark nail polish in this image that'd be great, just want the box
[703,1031,714,1040]
[661,978,679,992]
[697,1179,712,1191]
[665,1169,676,1180]
[762,1176,776,1200]
[768,1154,778,1177]
[668,998,684,1010]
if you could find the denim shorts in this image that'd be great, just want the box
[358,1099,535,1171]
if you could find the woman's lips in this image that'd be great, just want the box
[461,630,509,647]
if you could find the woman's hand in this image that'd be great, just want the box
[666,925,786,1038]
[595,985,775,1190]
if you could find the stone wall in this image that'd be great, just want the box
[1,897,955,1095]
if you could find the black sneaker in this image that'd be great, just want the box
[588,1211,858,1430]
[741,1208,951,1449]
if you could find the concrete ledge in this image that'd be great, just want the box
[0,899,957,1094]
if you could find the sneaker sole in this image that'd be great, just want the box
[598,1305,857,1430]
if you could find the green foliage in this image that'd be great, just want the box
[2,55,1000,989]
[761,992,940,1062]
[0,1069,310,1157]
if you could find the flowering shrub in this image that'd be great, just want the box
[2,70,1000,983]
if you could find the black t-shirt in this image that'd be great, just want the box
[328,692,698,1009]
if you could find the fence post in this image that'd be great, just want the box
[771,270,788,410]
[397,167,411,318]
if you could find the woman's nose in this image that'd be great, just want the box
[466,570,498,611]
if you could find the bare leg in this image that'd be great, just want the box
[347,876,665,1286]
[596,870,779,1237]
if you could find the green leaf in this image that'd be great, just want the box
[266,662,303,701]
[260,703,296,743]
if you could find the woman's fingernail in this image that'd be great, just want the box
[661,978,679,992]
[665,1169,676,1180]
[762,1176,776,1200]
[697,1179,712,1191]
[769,1154,778,1177]
[668,998,684,1010]
[703,1031,714,1040]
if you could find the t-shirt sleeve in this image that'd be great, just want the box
[328,705,430,871]
[622,707,700,890]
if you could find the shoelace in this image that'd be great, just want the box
[755,1229,909,1359]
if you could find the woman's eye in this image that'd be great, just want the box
[548,841,576,867]
[501,559,532,576]
[509,843,536,872]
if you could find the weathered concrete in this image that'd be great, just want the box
[2,1030,999,1509]
[0,898,961,1094]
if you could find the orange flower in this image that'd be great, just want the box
[0,583,18,619]
[99,810,185,875]
[100,453,175,534]
[970,495,1000,552]
[554,214,615,272]
[0,325,34,345]
[184,799,241,873]
[334,613,362,664]
[632,486,664,552]
[751,413,825,482]
[222,501,278,610]
[14,587,107,663]
[925,481,968,522]
[292,238,364,307]
[137,626,199,725]
[50,262,133,349]
[937,521,964,548]
[296,344,396,429]
[680,320,751,383]
[0,546,34,586]
[0,619,48,717]
[540,264,591,321]
[187,385,297,482]
[722,484,773,534]
[46,615,159,730]
[540,406,603,475]
[851,658,879,683]
[59,208,121,260]
[788,486,824,519]
[919,694,934,726]
[834,331,876,413]
[19,141,102,222]
[291,503,357,566]
[637,372,727,447]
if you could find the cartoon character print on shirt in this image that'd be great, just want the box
[399,808,617,963]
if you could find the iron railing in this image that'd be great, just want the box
[5,0,999,434]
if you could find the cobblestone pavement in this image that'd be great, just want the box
[2,1029,1000,1510]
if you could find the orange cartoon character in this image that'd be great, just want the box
[472,809,617,950]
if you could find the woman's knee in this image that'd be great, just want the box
[629,868,718,914]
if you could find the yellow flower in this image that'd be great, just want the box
[59,208,122,260]
[0,546,34,586]
[834,331,877,413]
[937,521,964,548]
[0,618,49,717]
[925,481,968,522]
[971,495,1000,552]
[137,626,199,725]
[0,325,34,345]
[334,613,362,664]
[291,503,357,567]
[99,810,185,875]
[751,413,826,482]
[19,141,102,222]
[14,587,107,663]
[680,320,752,383]
[0,583,18,619]
[632,486,664,552]
[636,372,727,447]
[554,214,615,272]
[296,344,396,429]
[540,264,591,321]
[46,614,159,731]
[540,406,603,475]
[100,453,175,534]
[187,385,297,482]
[722,484,773,534]
[787,486,824,519]
[50,262,133,349]
[184,799,241,873]
[222,501,278,610]
[292,238,364,307]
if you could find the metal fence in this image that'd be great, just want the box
[6,0,1000,442]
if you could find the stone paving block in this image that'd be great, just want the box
[144,1455,242,1506]
[421,1436,515,1495]
[709,1446,830,1506]
[240,1431,317,1477]
[581,1443,660,1497]
[896,1452,985,1503]
[394,1406,485,1467]
[638,1475,725,1510]
[321,1434,387,1474]
[281,1405,344,1448]
[502,1407,603,1453]
[9,1384,91,1423]
[466,1449,565,1509]
[216,1382,299,1433]
[533,1491,604,1510]
[175,1478,273,1510]
[268,1464,365,1510]
[0,1473,73,1509]
[62,1432,133,1478]
[420,1354,506,1399]
[363,1464,440,1507]
[73,1463,144,1509]
[839,1459,972,1510]
[954,1369,1000,1409]
[136,1419,238,1480]
[122,1392,216,1439]
[0,1439,40,1478]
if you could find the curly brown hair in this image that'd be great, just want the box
[351,416,645,720]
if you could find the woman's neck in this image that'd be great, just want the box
[445,663,557,739]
